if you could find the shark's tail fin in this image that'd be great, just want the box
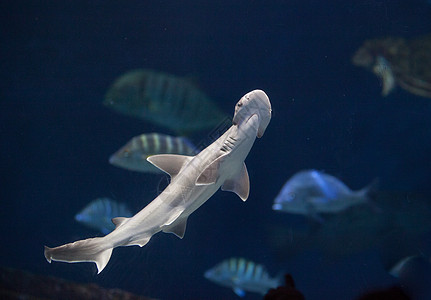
[44,237,112,274]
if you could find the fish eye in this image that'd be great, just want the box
[237,101,243,107]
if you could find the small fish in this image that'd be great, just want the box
[204,257,281,297]
[104,69,228,133]
[272,170,377,222]
[75,198,132,234]
[109,133,197,173]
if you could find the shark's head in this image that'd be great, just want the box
[232,90,272,138]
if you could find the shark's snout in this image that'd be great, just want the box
[233,90,272,138]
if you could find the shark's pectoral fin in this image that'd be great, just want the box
[147,154,194,179]
[162,217,188,239]
[221,162,250,201]
[112,217,129,228]
[196,155,227,185]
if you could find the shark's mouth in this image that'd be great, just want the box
[242,114,260,136]
[232,90,272,137]
[245,113,258,123]
[233,111,257,126]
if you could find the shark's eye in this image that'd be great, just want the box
[237,101,243,107]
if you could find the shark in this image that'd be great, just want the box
[44,89,272,273]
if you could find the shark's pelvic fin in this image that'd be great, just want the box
[162,217,188,239]
[124,235,152,247]
[147,154,194,179]
[164,207,185,227]
[44,237,113,274]
[112,217,128,228]
[195,155,227,185]
[221,162,250,201]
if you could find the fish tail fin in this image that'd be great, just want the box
[364,178,379,199]
[266,272,295,295]
[274,271,286,287]
[44,237,113,274]
[361,178,381,212]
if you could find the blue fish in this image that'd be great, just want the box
[272,170,377,222]
[204,257,281,297]
[104,69,228,133]
[109,133,197,173]
[75,198,132,234]
[390,255,431,299]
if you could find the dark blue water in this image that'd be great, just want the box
[1,1,431,299]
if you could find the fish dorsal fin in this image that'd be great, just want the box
[162,217,188,239]
[221,162,249,201]
[147,154,193,179]
[196,155,227,185]
[111,217,128,228]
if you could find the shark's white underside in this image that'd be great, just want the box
[44,90,272,273]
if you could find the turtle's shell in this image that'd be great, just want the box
[353,34,431,98]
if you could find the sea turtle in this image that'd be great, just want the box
[352,34,431,98]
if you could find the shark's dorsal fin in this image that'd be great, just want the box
[221,162,250,201]
[162,217,188,239]
[196,155,227,185]
[147,154,194,179]
[111,217,128,228]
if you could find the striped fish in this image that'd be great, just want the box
[109,133,197,173]
[204,257,281,297]
[104,69,228,133]
[75,198,132,234]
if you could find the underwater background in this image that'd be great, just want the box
[1,1,431,299]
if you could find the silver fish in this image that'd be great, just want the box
[204,257,281,297]
[104,69,228,133]
[109,133,197,173]
[75,198,132,234]
[272,169,377,222]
